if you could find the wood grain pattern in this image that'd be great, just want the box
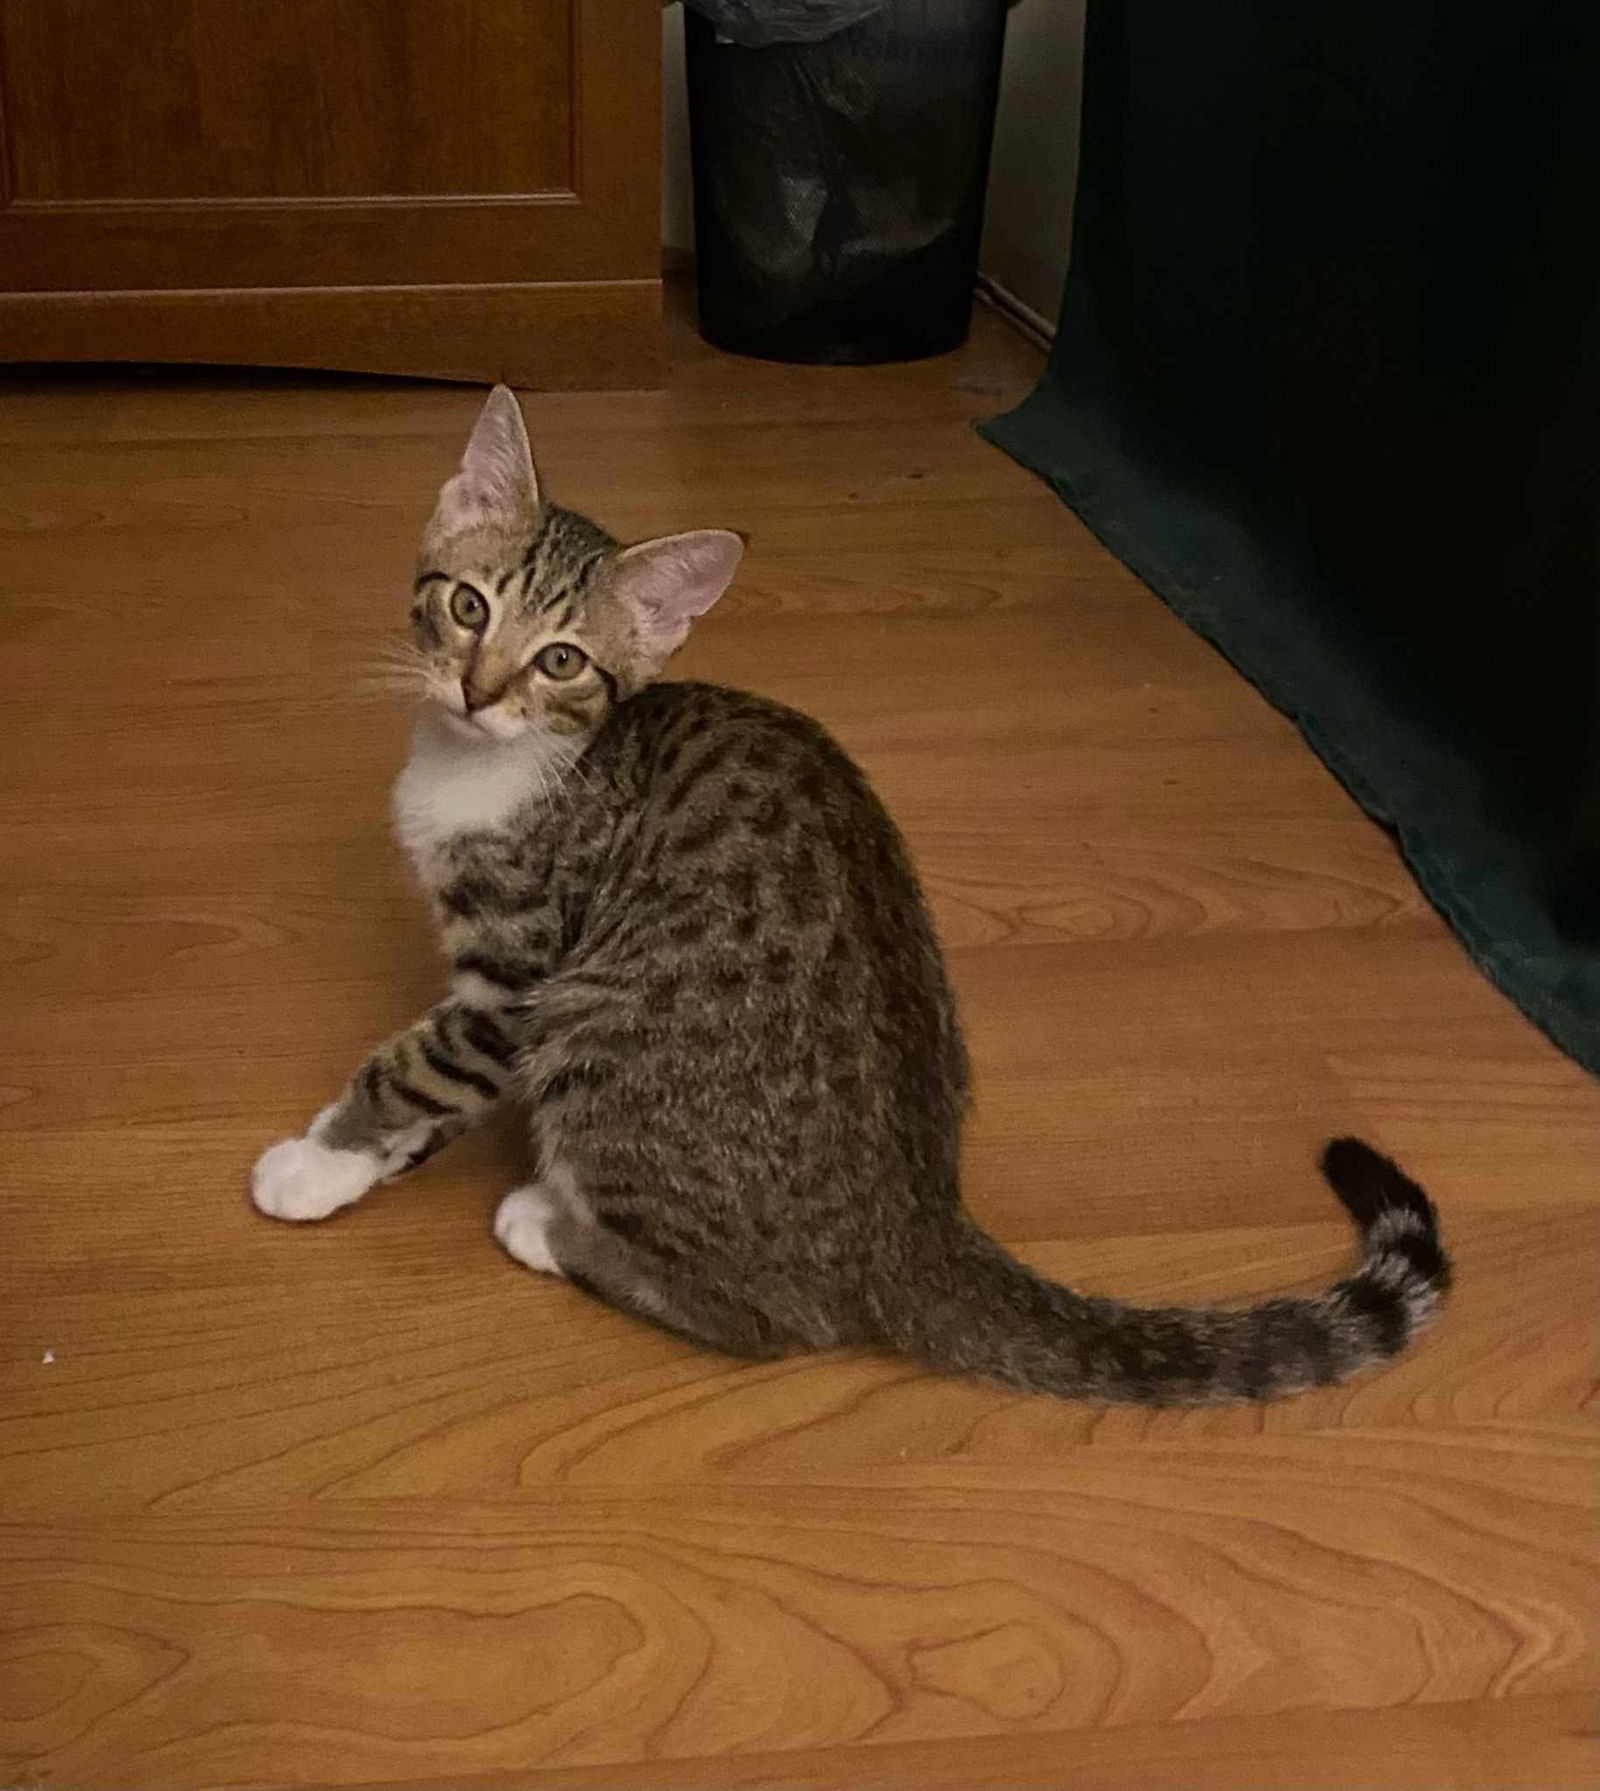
[0,294,1595,1789]
[364,1696,1600,1790]
[0,0,660,384]
[1,0,573,201]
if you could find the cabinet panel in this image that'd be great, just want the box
[1,0,573,201]
[0,0,661,386]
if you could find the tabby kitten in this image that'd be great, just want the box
[251,387,1449,1403]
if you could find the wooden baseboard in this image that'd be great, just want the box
[0,278,663,388]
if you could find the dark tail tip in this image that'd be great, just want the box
[1321,1137,1428,1226]
[1321,1137,1450,1289]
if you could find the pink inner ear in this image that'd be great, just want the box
[433,386,540,534]
[437,468,512,532]
[617,531,744,644]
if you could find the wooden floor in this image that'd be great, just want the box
[1,302,1595,1791]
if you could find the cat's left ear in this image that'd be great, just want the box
[613,530,744,655]
[430,384,541,536]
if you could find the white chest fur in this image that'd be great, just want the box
[392,712,559,870]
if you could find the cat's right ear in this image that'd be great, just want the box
[429,385,542,536]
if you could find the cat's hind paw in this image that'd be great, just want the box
[493,1185,567,1276]
[251,1133,381,1222]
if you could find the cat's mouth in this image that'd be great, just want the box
[435,698,532,745]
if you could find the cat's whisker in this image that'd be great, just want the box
[350,672,427,700]
[348,688,423,710]
[564,757,599,797]
[350,644,439,708]
[362,661,426,687]
[534,754,568,818]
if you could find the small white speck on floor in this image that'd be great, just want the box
[41,1349,54,1364]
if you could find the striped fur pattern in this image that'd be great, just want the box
[251,388,1451,1404]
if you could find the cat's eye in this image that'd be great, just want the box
[534,642,589,682]
[449,584,489,631]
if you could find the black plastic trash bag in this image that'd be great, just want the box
[682,0,1010,363]
[680,1,887,47]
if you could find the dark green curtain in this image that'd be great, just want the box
[983,0,1600,1072]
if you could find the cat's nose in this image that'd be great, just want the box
[461,647,518,714]
[461,676,499,715]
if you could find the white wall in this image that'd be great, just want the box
[981,1,1085,327]
[662,3,1085,329]
[662,6,693,255]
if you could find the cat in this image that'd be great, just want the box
[251,386,1450,1403]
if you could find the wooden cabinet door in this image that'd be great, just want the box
[0,0,661,386]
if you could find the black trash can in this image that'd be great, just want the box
[685,1,1010,364]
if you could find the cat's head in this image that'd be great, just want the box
[407,386,742,745]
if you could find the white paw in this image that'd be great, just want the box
[251,1134,382,1222]
[493,1186,566,1276]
